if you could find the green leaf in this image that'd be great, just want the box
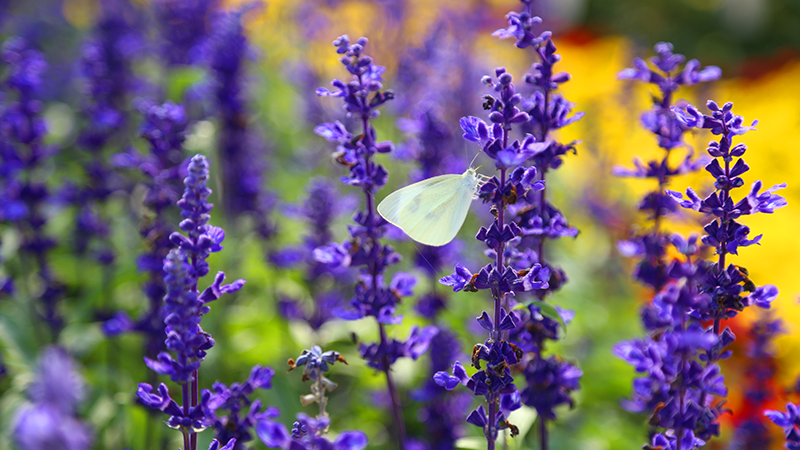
[512,300,566,334]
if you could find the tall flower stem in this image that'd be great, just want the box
[540,417,548,450]
[380,323,407,448]
[182,382,192,449]
[360,90,407,449]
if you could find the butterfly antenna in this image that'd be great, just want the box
[469,149,483,168]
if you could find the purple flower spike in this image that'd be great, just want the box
[203,5,277,239]
[617,45,785,450]
[0,37,68,337]
[314,34,412,448]
[13,348,92,450]
[134,151,249,448]
[429,3,586,448]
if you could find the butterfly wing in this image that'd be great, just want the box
[377,173,475,246]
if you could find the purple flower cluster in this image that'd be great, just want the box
[204,365,278,450]
[137,154,245,450]
[314,35,435,448]
[394,35,476,442]
[154,0,219,66]
[204,4,276,239]
[274,177,354,330]
[64,0,144,264]
[12,347,92,450]
[436,3,586,446]
[614,42,720,290]
[412,327,471,450]
[614,242,727,448]
[393,59,474,441]
[103,101,190,361]
[483,2,587,447]
[258,413,367,450]
[492,8,584,419]
[257,346,367,450]
[78,0,142,152]
[0,37,65,337]
[617,94,785,447]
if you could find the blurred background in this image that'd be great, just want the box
[0,0,799,449]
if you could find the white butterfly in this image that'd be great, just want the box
[377,168,489,246]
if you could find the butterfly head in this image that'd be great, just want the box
[465,167,491,196]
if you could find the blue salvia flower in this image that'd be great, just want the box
[203,3,276,239]
[78,0,142,151]
[490,2,584,447]
[273,177,354,330]
[12,347,92,450]
[66,0,144,264]
[617,101,784,449]
[288,346,348,414]
[658,101,783,445]
[615,236,729,449]
[137,154,244,450]
[436,18,573,446]
[154,0,220,66]
[614,42,721,290]
[611,44,752,450]
[203,365,279,450]
[314,35,435,449]
[257,346,367,450]
[103,101,189,363]
[0,37,66,338]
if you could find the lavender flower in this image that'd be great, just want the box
[0,37,65,338]
[314,35,434,449]
[13,347,92,450]
[137,154,245,450]
[203,4,276,239]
